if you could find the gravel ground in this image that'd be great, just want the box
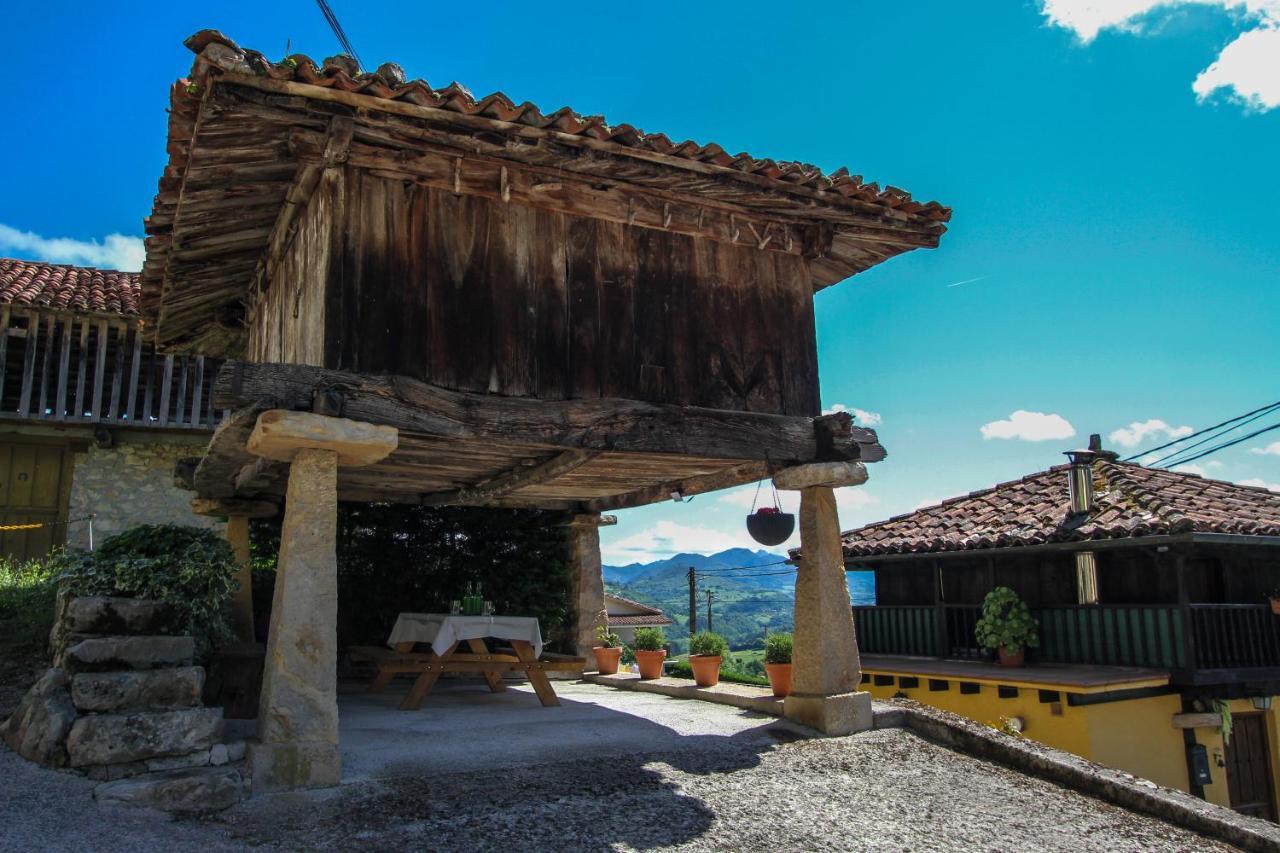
[0,682,1238,852]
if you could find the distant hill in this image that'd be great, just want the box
[604,548,873,652]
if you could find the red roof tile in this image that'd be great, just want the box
[608,614,674,627]
[0,258,140,316]
[841,461,1280,558]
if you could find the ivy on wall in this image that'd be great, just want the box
[250,504,572,651]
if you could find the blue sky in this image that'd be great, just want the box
[1,2,1277,564]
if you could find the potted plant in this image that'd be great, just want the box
[688,631,729,687]
[632,627,668,679]
[763,632,793,697]
[594,624,623,675]
[974,586,1039,667]
[1267,588,1280,616]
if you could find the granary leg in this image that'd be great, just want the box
[775,462,873,736]
[244,411,398,792]
[565,513,612,663]
[225,516,256,644]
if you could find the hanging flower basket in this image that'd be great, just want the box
[747,507,795,546]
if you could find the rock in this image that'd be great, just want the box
[67,707,222,767]
[84,749,212,781]
[72,667,205,712]
[209,743,229,766]
[225,740,246,762]
[63,636,194,673]
[93,766,242,812]
[62,597,174,636]
[0,668,77,767]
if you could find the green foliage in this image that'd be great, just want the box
[764,632,793,664]
[689,630,728,657]
[0,554,60,650]
[974,587,1039,655]
[631,626,667,652]
[55,525,239,654]
[668,656,768,686]
[596,624,621,648]
[251,505,572,651]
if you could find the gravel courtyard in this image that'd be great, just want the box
[0,681,1236,852]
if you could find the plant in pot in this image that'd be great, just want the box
[593,624,623,675]
[1267,588,1280,616]
[974,586,1039,667]
[763,632,793,697]
[688,631,729,687]
[632,627,668,679]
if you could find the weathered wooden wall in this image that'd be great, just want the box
[251,167,821,416]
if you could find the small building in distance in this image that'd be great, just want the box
[837,436,1280,821]
[604,592,673,646]
[0,259,222,559]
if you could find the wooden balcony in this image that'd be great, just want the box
[0,308,223,430]
[852,602,1280,684]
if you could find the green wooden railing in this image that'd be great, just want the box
[1033,605,1184,669]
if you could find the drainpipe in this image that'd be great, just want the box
[1064,434,1116,605]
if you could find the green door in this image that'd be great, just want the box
[0,437,73,561]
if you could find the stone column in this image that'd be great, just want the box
[225,516,255,644]
[565,514,614,663]
[241,411,397,792]
[775,462,873,736]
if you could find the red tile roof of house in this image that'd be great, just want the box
[605,593,673,626]
[0,258,140,316]
[841,460,1280,558]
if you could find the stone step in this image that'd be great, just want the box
[63,636,194,673]
[63,597,175,636]
[94,766,243,813]
[71,667,205,713]
[85,747,214,782]
[67,706,222,767]
[0,668,76,768]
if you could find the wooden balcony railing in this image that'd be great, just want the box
[854,602,1280,678]
[0,308,222,430]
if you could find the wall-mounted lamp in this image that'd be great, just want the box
[1252,696,1273,711]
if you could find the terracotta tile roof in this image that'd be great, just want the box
[0,258,140,316]
[605,593,671,619]
[182,31,951,224]
[608,613,674,627]
[841,461,1280,558]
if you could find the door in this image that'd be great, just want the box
[0,437,74,561]
[1225,712,1277,822]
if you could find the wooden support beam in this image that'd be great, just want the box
[214,361,884,464]
[417,450,598,506]
[234,456,288,496]
[1172,712,1222,730]
[586,460,783,512]
[191,497,279,518]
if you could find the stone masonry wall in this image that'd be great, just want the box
[67,433,220,550]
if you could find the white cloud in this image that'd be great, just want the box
[1040,1,1280,111]
[1238,477,1280,492]
[980,410,1076,442]
[602,520,749,564]
[821,403,882,426]
[1173,463,1209,476]
[1250,440,1280,456]
[0,224,145,272]
[1109,418,1194,448]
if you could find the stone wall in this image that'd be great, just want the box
[67,433,219,549]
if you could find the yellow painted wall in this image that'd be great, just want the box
[1082,694,1187,791]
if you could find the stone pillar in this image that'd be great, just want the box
[565,514,612,663]
[225,516,255,644]
[775,462,873,736]
[241,410,398,792]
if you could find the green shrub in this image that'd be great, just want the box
[595,624,621,648]
[55,525,239,655]
[668,657,767,686]
[764,632,793,664]
[0,554,60,650]
[974,587,1039,655]
[689,631,728,657]
[632,626,667,652]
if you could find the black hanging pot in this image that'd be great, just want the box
[746,508,796,546]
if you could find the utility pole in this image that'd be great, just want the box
[687,567,698,635]
[706,588,715,634]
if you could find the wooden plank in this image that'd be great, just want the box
[36,314,56,418]
[510,639,559,707]
[108,323,125,421]
[55,316,72,420]
[142,347,156,424]
[159,355,174,426]
[466,638,508,693]
[190,355,205,426]
[125,325,143,422]
[401,641,458,710]
[91,319,108,420]
[533,210,569,399]
[73,318,89,420]
[1172,712,1222,730]
[418,450,598,506]
[0,306,10,409]
[565,218,600,398]
[17,311,39,417]
[595,220,634,399]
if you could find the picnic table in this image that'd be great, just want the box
[348,614,584,709]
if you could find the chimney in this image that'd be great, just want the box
[1063,434,1115,606]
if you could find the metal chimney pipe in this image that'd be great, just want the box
[1064,449,1097,515]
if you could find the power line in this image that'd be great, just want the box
[695,559,792,574]
[314,0,364,72]
[1146,403,1280,468]
[1123,399,1280,462]
[1156,419,1280,468]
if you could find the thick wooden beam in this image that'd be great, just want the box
[193,405,267,498]
[586,460,783,512]
[191,497,279,519]
[417,450,598,507]
[213,361,884,464]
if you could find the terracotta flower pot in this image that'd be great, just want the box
[690,654,722,687]
[997,646,1025,667]
[764,662,793,698]
[635,649,667,679]
[593,646,622,675]
[1270,598,1280,616]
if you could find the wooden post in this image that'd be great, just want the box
[225,516,256,644]
[775,463,873,735]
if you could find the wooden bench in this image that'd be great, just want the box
[349,640,585,709]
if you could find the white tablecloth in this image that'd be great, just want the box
[387,614,544,659]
